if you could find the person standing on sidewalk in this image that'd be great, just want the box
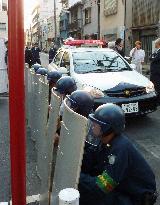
[31,43,41,65]
[49,43,57,64]
[114,38,125,57]
[150,38,160,104]
[130,41,145,74]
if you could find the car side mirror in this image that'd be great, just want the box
[59,67,68,74]
[130,64,136,70]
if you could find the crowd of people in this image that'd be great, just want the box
[25,42,57,67]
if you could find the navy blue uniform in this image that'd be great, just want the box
[25,48,34,67]
[49,47,57,64]
[31,46,41,64]
[79,134,156,205]
[150,48,160,103]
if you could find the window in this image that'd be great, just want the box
[2,2,7,11]
[104,0,118,16]
[73,51,131,74]
[0,23,6,31]
[85,8,91,24]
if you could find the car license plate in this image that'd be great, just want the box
[121,102,139,113]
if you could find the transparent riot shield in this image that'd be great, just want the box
[27,68,35,131]
[25,72,49,200]
[51,99,88,205]
[25,63,29,125]
[39,90,61,205]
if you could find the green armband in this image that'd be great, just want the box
[96,170,118,193]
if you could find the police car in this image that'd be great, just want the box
[48,44,157,116]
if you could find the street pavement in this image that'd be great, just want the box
[0,53,159,204]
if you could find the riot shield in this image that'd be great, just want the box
[51,99,88,205]
[39,90,61,205]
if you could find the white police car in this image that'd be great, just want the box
[48,47,157,116]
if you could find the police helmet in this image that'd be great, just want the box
[36,67,48,76]
[47,71,62,83]
[66,90,94,117]
[56,76,77,95]
[89,103,125,136]
[32,63,42,72]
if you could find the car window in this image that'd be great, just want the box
[72,51,132,74]
[53,51,64,66]
[61,51,70,72]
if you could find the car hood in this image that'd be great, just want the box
[74,70,150,90]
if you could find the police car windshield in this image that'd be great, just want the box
[72,51,131,74]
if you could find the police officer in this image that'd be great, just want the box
[66,90,94,118]
[31,63,42,72]
[55,76,77,116]
[150,38,160,104]
[35,67,48,76]
[25,46,34,68]
[54,76,77,137]
[47,71,62,104]
[79,103,157,205]
[31,43,41,65]
[49,44,57,64]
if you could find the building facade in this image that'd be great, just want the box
[0,0,8,38]
[82,0,98,39]
[68,1,83,39]
[59,11,69,40]
[100,0,125,42]
[31,5,40,46]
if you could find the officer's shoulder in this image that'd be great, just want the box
[114,134,133,149]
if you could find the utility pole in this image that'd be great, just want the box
[124,0,127,55]
[97,0,100,39]
[54,0,57,41]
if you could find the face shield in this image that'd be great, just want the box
[66,96,78,111]
[86,116,111,146]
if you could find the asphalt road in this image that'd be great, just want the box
[0,53,159,203]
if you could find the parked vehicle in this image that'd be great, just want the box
[48,47,158,116]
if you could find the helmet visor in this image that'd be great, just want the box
[66,96,78,111]
[86,119,103,146]
[86,114,111,146]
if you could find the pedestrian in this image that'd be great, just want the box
[130,41,145,74]
[150,38,160,104]
[31,43,41,65]
[79,103,157,205]
[49,43,57,64]
[25,46,34,68]
[114,38,125,57]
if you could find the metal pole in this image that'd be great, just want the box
[54,0,57,41]
[97,0,100,39]
[124,0,127,55]
[8,0,26,204]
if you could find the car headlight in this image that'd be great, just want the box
[83,86,104,98]
[146,82,155,93]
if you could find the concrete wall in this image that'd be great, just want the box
[100,0,125,41]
